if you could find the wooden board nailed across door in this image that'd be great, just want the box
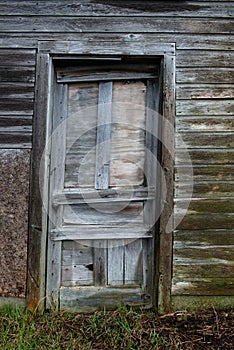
[46,64,160,311]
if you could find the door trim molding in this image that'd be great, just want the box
[27,36,175,314]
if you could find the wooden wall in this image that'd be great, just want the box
[0,0,233,307]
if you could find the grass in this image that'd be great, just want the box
[0,305,233,349]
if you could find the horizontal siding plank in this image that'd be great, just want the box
[0,98,34,113]
[175,181,234,198]
[0,49,35,66]
[175,165,234,182]
[174,246,234,263]
[177,50,234,67]
[176,85,234,100]
[176,100,234,116]
[176,132,234,149]
[173,265,234,280]
[176,149,234,165]
[176,213,234,230]
[176,198,234,214]
[1,33,234,50]
[177,68,234,83]
[0,83,34,99]
[0,130,32,145]
[172,279,234,296]
[0,17,232,34]
[0,67,35,83]
[176,117,234,132]
[174,229,234,246]
[0,1,233,17]
[0,115,32,127]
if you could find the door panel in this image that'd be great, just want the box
[47,75,159,311]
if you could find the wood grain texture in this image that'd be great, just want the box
[95,81,112,190]
[1,0,232,309]
[0,17,232,34]
[177,68,234,84]
[27,53,51,312]
[0,1,233,18]
[176,100,234,116]
[1,33,234,50]
[177,50,234,67]
[176,85,234,100]
[176,117,234,132]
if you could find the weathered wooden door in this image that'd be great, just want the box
[46,60,160,311]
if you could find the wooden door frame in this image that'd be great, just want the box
[27,36,175,314]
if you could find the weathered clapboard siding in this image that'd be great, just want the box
[0,49,35,148]
[0,17,233,34]
[173,229,234,295]
[1,33,234,50]
[0,1,233,18]
[0,0,233,307]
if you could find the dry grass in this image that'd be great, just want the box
[0,305,233,349]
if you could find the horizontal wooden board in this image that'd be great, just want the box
[177,68,234,84]
[0,49,35,66]
[176,132,234,149]
[176,213,234,230]
[173,265,234,280]
[176,100,234,116]
[174,246,234,265]
[0,1,233,18]
[1,33,234,50]
[0,17,232,34]
[0,131,32,145]
[176,85,234,100]
[177,50,234,67]
[174,229,234,246]
[0,67,35,83]
[175,181,234,198]
[175,198,234,214]
[0,83,34,99]
[0,98,34,113]
[172,278,234,296]
[60,285,148,312]
[176,117,234,132]
[53,188,154,206]
[176,149,234,165]
[0,115,32,127]
[175,164,234,182]
[51,224,152,240]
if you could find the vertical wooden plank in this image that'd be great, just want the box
[46,83,68,309]
[124,239,143,285]
[107,240,124,285]
[144,79,160,228]
[65,82,98,188]
[157,53,175,314]
[94,240,107,286]
[95,81,112,190]
[27,53,52,313]
[143,78,160,305]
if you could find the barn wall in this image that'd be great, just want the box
[0,0,233,307]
